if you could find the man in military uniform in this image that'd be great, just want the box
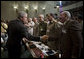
[46,13,62,51]
[38,14,47,36]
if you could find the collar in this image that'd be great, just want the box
[17,18,24,24]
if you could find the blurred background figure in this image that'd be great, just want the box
[25,18,35,35]
[1,19,8,51]
[32,17,39,36]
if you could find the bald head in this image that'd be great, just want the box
[28,18,32,22]
[39,14,44,18]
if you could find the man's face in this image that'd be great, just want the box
[33,18,37,22]
[59,12,66,23]
[47,14,53,21]
[21,14,28,23]
[38,16,43,22]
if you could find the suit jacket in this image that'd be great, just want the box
[7,19,40,48]
[60,19,83,58]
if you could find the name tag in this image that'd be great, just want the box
[62,29,66,33]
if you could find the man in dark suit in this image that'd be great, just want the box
[59,11,83,58]
[6,11,48,58]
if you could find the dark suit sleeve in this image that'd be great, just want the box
[44,23,47,33]
[19,23,40,41]
[69,20,83,57]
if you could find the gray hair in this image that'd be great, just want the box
[62,11,71,18]
[18,11,27,18]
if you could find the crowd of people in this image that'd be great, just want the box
[1,10,83,58]
[1,19,9,52]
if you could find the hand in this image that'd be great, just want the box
[25,24,30,27]
[41,35,49,41]
[22,38,29,43]
[25,24,28,26]
[52,18,57,23]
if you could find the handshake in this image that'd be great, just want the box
[22,35,49,43]
[40,35,49,41]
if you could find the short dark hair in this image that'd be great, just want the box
[49,13,54,18]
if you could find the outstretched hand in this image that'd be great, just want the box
[41,35,49,41]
